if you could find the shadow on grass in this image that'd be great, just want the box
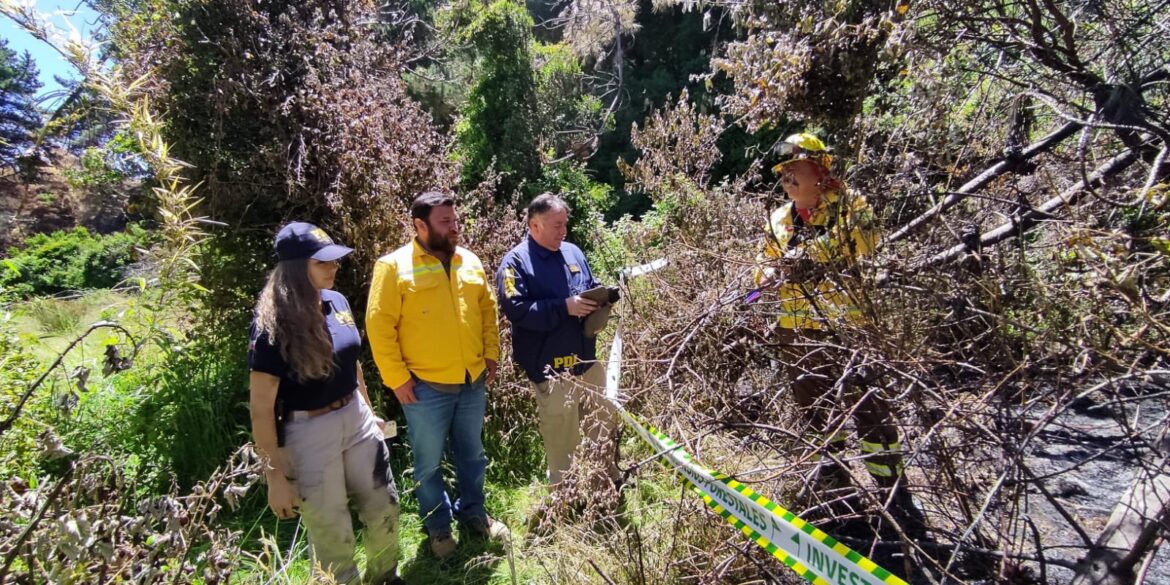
[399,530,510,585]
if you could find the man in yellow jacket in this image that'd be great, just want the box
[756,133,923,535]
[366,191,507,559]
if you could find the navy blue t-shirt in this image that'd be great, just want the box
[248,289,361,411]
[497,236,600,383]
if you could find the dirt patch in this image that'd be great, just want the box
[0,153,132,253]
[0,173,77,250]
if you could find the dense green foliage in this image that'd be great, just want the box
[586,0,724,212]
[533,160,615,245]
[0,319,44,479]
[0,225,150,299]
[454,0,543,198]
[133,332,252,488]
[533,42,606,164]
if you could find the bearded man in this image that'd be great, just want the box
[366,191,507,559]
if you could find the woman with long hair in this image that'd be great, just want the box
[249,222,402,584]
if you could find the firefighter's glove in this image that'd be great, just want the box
[786,257,822,283]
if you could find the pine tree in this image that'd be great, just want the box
[0,37,43,168]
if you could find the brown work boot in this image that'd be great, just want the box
[428,532,456,559]
[462,515,511,542]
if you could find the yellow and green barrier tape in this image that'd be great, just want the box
[607,260,909,585]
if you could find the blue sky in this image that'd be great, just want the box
[2,1,101,108]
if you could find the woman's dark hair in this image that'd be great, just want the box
[254,260,335,382]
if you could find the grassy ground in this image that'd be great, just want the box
[228,436,699,585]
[3,289,181,372]
[230,481,604,584]
[1,290,155,480]
[2,291,741,585]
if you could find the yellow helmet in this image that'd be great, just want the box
[772,132,833,172]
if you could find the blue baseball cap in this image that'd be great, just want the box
[274,222,353,262]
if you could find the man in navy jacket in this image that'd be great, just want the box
[497,193,619,490]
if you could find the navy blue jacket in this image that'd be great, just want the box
[497,236,599,383]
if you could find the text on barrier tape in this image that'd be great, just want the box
[607,259,908,585]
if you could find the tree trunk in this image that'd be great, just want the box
[917,148,1138,269]
[1070,454,1170,585]
[885,120,1082,245]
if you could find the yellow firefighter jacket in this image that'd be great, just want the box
[366,240,500,390]
[754,188,879,330]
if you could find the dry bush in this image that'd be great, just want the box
[0,447,262,584]
[103,0,456,287]
[588,192,1169,582]
[570,69,1170,581]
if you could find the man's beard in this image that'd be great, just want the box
[426,229,456,255]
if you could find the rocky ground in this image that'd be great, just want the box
[1021,381,1169,584]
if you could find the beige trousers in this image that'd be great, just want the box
[284,398,400,584]
[532,363,620,487]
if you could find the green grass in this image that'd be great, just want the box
[8,290,138,363]
[0,292,143,480]
[0,289,216,489]
[228,430,707,585]
[230,481,545,584]
[24,296,88,334]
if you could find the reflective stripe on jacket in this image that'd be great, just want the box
[754,189,879,330]
[366,240,500,390]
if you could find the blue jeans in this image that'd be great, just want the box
[401,379,488,536]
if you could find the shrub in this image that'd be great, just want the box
[533,160,616,253]
[0,318,47,481]
[0,225,150,299]
[127,329,252,491]
[453,0,542,199]
[103,0,453,294]
[533,42,607,163]
[24,297,88,335]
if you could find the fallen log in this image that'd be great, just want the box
[1069,451,1170,585]
[916,148,1139,269]
[885,120,1082,245]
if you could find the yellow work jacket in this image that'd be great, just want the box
[754,189,879,330]
[366,239,500,390]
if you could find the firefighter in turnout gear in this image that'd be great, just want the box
[754,132,924,536]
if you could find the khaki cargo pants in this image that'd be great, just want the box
[532,363,620,487]
[284,398,400,584]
